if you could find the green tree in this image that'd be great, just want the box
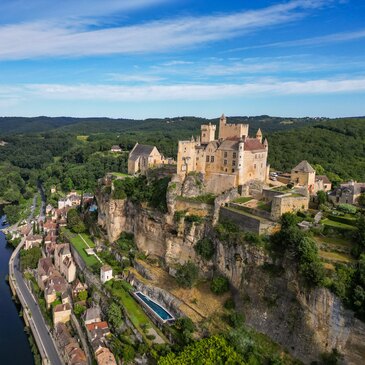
[317,190,327,205]
[175,261,198,288]
[74,303,86,317]
[107,302,123,329]
[210,275,230,295]
[122,344,135,363]
[358,193,365,207]
[77,290,88,302]
[20,247,42,270]
[194,238,215,260]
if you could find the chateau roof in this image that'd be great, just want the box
[244,138,266,151]
[217,139,239,151]
[129,143,155,160]
[292,160,315,173]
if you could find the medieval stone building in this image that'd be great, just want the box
[177,114,269,193]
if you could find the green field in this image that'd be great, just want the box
[233,197,253,204]
[321,218,357,231]
[63,229,99,267]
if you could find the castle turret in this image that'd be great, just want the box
[237,136,245,185]
[256,128,262,143]
[201,122,216,144]
[263,137,268,149]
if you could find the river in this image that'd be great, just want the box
[0,215,34,364]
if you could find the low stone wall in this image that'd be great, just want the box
[262,188,285,202]
[271,194,309,221]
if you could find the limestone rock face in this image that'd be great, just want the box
[96,188,365,365]
[181,173,205,197]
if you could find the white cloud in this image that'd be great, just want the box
[8,77,365,103]
[0,1,329,60]
[228,29,365,52]
[107,73,164,83]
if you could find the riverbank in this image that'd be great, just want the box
[0,215,34,364]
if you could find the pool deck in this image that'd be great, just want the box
[132,291,175,324]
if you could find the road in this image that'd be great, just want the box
[8,191,63,365]
[11,250,63,365]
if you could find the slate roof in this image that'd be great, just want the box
[292,160,315,173]
[217,139,239,151]
[316,175,331,184]
[129,143,155,161]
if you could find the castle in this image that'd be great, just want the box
[177,114,269,193]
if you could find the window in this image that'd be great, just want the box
[224,152,227,158]
[211,156,214,162]
[233,152,236,158]
[232,160,236,166]
[206,155,209,162]
[232,168,235,173]
[254,164,256,169]
[203,133,206,137]
[224,159,227,166]
[261,163,263,168]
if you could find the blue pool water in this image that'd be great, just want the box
[135,292,174,321]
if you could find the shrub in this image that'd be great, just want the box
[210,275,230,295]
[194,238,215,260]
[175,262,199,288]
[185,214,203,224]
[224,298,235,310]
[337,203,357,214]
[226,312,245,328]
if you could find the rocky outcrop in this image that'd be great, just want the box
[96,183,365,365]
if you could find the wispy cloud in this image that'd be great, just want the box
[6,77,365,103]
[227,28,365,52]
[107,73,164,83]
[0,1,329,60]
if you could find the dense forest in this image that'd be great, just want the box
[0,115,364,222]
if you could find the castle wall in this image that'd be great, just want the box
[219,120,249,140]
[177,140,198,177]
[241,149,267,183]
[204,173,237,195]
[270,194,309,221]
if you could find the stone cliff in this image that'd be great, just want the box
[96,185,365,365]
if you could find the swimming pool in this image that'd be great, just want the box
[135,292,174,322]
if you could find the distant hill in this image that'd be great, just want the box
[0,115,325,135]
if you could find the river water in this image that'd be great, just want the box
[0,216,34,364]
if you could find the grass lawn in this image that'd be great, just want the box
[314,235,353,249]
[256,201,271,212]
[232,197,253,204]
[63,229,99,267]
[321,218,357,231]
[319,250,355,264]
[105,280,167,344]
[76,135,89,141]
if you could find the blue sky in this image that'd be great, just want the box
[1,0,365,118]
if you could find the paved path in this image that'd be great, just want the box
[8,192,63,365]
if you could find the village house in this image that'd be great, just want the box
[55,323,87,365]
[20,224,32,237]
[25,234,43,250]
[100,265,113,284]
[53,303,72,325]
[110,145,122,153]
[44,274,68,307]
[54,243,77,283]
[176,114,269,194]
[58,191,81,209]
[329,181,365,205]
[84,307,102,325]
[85,321,111,353]
[128,142,174,175]
[95,347,117,365]
[290,160,332,195]
[37,258,56,289]
[72,279,88,299]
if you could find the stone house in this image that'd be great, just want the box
[72,279,88,299]
[55,323,87,365]
[110,145,122,153]
[25,234,43,250]
[329,181,365,205]
[95,347,117,365]
[53,303,72,325]
[291,160,316,193]
[54,243,77,283]
[100,265,113,284]
[44,274,68,307]
[177,114,269,194]
[85,321,111,353]
[128,143,165,175]
[84,307,102,325]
